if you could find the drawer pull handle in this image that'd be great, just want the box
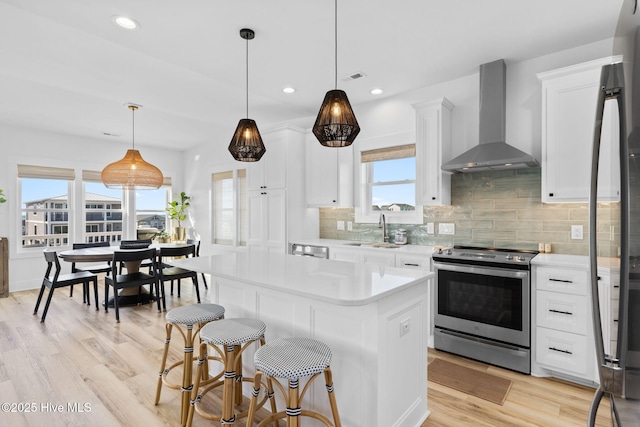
[404,263,420,267]
[549,309,573,316]
[549,278,573,283]
[549,347,573,355]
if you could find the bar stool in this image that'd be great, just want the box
[186,318,276,426]
[155,303,226,426]
[247,337,342,427]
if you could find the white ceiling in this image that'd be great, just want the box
[0,0,624,151]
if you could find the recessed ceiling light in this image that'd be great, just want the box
[112,16,139,30]
[370,88,383,95]
[282,87,296,94]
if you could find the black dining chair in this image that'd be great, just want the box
[186,239,208,289]
[159,244,201,307]
[70,241,112,302]
[119,239,153,273]
[34,251,99,323]
[104,248,160,323]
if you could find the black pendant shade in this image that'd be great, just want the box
[228,118,266,162]
[228,28,266,162]
[312,89,360,147]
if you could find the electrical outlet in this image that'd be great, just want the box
[347,221,353,231]
[426,222,434,234]
[400,318,411,336]
[571,225,583,240]
[337,220,345,231]
[439,223,455,235]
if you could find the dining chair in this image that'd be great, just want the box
[158,244,201,308]
[34,251,98,323]
[105,248,160,322]
[186,239,208,289]
[70,241,112,302]
[119,239,153,273]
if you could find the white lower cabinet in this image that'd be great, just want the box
[395,253,430,272]
[532,262,610,385]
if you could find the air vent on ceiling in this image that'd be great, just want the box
[341,71,367,82]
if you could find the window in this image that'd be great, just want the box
[356,143,423,224]
[82,170,124,244]
[212,169,246,246]
[135,178,171,238]
[19,164,74,248]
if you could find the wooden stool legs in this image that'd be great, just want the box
[187,338,274,427]
[247,367,341,427]
[155,322,215,427]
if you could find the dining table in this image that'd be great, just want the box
[58,242,191,307]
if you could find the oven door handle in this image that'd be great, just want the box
[433,261,529,279]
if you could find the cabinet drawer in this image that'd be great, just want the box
[536,327,590,377]
[536,267,588,295]
[395,255,430,271]
[536,290,588,335]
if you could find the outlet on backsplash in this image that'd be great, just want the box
[426,223,435,234]
[439,223,455,235]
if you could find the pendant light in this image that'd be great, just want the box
[228,28,266,162]
[312,0,360,147]
[101,104,163,189]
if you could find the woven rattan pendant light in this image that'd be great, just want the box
[228,28,266,162]
[101,104,163,189]
[312,0,360,147]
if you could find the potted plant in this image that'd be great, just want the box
[0,189,6,204]
[166,191,190,241]
[152,229,171,243]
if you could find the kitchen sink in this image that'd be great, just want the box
[343,242,363,246]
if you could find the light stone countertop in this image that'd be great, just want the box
[532,253,619,272]
[289,238,436,255]
[168,251,433,306]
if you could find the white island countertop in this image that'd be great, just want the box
[169,251,433,306]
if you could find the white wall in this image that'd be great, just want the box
[0,123,183,292]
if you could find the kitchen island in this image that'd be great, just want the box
[168,251,433,427]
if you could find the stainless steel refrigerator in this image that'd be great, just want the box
[589,1,640,424]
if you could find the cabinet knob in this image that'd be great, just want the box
[332,200,337,203]
[432,196,436,200]
[549,193,554,197]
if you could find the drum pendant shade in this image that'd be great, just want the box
[101,105,163,190]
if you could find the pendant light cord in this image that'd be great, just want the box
[246,35,249,119]
[130,105,137,150]
[334,0,338,90]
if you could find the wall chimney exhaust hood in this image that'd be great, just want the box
[441,59,539,173]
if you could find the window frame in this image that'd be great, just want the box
[18,165,75,251]
[211,166,247,247]
[354,133,423,225]
[82,170,125,244]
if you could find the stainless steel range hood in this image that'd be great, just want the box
[442,59,539,172]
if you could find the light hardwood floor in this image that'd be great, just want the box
[0,279,613,427]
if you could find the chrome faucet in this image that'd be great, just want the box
[379,213,388,242]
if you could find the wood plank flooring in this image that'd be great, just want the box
[0,279,614,426]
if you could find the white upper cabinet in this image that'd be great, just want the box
[247,130,287,191]
[413,97,454,206]
[305,132,354,207]
[538,57,621,203]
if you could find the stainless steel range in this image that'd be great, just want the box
[432,246,538,374]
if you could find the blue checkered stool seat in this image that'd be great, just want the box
[154,303,225,427]
[246,337,342,427]
[186,318,277,426]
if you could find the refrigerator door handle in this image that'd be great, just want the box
[588,62,627,427]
